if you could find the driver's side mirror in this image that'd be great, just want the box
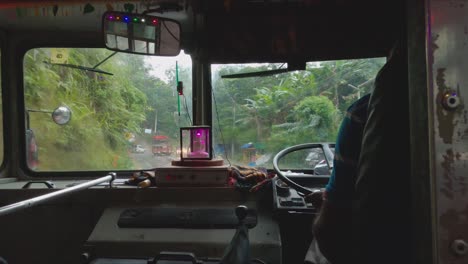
[102,11,181,56]
[52,106,72,125]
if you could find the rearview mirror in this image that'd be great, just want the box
[102,11,181,56]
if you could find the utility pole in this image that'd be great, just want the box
[229,93,238,160]
[347,84,361,99]
[232,104,236,159]
[154,109,158,135]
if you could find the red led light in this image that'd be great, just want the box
[152,19,158,25]
[165,175,178,181]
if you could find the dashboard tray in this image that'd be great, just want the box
[118,207,257,229]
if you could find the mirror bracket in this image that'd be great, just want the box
[288,61,306,71]
[142,3,183,15]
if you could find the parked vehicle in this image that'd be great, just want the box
[132,145,145,153]
[26,106,72,170]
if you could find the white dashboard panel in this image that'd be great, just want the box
[85,203,282,264]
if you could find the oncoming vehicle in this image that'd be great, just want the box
[305,148,325,167]
[0,1,464,264]
[152,135,172,156]
[313,159,330,175]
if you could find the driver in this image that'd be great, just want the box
[306,93,370,264]
[306,40,408,264]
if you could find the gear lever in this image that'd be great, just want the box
[220,205,251,264]
[235,205,248,223]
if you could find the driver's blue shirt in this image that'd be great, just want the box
[325,94,370,207]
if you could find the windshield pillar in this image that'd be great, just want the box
[192,60,212,126]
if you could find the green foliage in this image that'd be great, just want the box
[24,48,150,170]
[293,96,337,140]
[23,48,192,171]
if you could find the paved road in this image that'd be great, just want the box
[130,150,174,170]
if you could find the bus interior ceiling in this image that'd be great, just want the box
[0,0,405,62]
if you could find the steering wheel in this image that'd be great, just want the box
[272,143,334,195]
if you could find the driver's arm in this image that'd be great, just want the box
[310,165,353,263]
[311,194,351,263]
[309,94,370,263]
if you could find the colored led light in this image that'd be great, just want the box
[152,19,158,24]
[124,16,129,22]
[133,17,138,22]
[108,15,114,20]
[116,16,120,20]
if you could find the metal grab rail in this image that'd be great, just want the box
[0,173,115,217]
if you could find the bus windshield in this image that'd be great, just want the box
[23,48,192,171]
[211,58,385,170]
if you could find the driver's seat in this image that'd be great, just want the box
[352,40,411,264]
[304,40,411,264]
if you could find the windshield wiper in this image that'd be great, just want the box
[221,68,289,79]
[44,61,114,75]
[43,51,118,76]
[91,51,118,70]
[221,62,305,79]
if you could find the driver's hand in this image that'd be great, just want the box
[305,189,325,209]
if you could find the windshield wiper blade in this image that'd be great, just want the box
[44,51,118,75]
[44,61,114,75]
[220,62,307,79]
[221,68,290,79]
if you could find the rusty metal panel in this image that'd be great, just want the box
[429,0,468,263]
